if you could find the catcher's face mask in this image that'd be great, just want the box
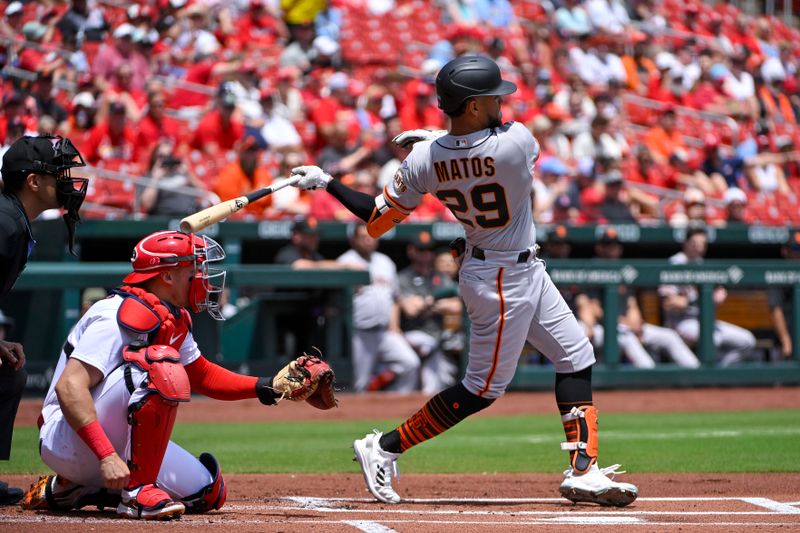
[189,235,226,320]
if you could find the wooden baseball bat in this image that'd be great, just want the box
[179,175,301,233]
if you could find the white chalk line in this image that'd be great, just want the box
[225,504,800,516]
[285,496,788,503]
[3,496,800,528]
[2,516,800,527]
[343,520,400,533]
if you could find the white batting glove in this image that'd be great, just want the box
[291,165,333,190]
[392,129,448,149]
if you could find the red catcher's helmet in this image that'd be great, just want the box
[123,231,226,319]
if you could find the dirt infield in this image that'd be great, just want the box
[3,387,799,532]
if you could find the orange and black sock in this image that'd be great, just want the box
[378,383,494,453]
[555,365,593,415]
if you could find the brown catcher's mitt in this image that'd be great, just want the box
[272,350,337,408]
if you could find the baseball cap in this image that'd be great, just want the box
[217,82,238,107]
[194,32,220,57]
[598,226,621,244]
[655,51,676,71]
[548,224,570,244]
[72,91,95,109]
[293,218,320,235]
[112,23,135,40]
[410,230,435,250]
[723,187,747,206]
[327,72,349,91]
[22,21,47,40]
[313,35,339,56]
[709,63,728,81]
[5,1,22,17]
[1,135,85,183]
[241,129,267,151]
[538,157,569,176]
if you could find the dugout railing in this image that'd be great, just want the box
[509,259,800,390]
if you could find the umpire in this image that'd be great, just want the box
[0,135,88,505]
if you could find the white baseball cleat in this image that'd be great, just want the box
[559,464,638,507]
[353,430,401,504]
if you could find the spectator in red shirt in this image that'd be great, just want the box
[0,92,37,141]
[18,22,55,72]
[311,72,358,147]
[671,3,712,38]
[97,63,147,123]
[234,0,284,50]
[82,100,139,209]
[647,52,683,106]
[399,82,443,131]
[1,2,24,40]
[629,144,678,190]
[168,40,243,109]
[190,83,245,159]
[134,89,181,165]
[59,91,96,149]
[685,64,741,116]
[82,100,137,168]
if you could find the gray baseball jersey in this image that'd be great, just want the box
[386,122,537,251]
[382,122,595,399]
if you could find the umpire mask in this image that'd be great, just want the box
[45,137,88,256]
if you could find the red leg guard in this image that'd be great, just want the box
[127,392,179,489]
[181,452,227,513]
[560,405,598,474]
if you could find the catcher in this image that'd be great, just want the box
[21,230,336,520]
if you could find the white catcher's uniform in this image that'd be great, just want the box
[38,295,213,498]
[386,122,595,398]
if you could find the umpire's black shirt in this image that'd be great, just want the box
[0,192,34,296]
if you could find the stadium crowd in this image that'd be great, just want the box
[1,0,799,225]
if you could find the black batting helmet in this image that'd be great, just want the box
[435,56,517,114]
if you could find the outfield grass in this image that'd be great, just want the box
[2,410,798,475]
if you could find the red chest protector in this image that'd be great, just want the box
[115,285,193,350]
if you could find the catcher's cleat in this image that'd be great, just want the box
[117,484,184,520]
[353,430,401,504]
[559,464,638,507]
[20,475,115,511]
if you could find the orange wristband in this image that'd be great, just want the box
[76,420,115,460]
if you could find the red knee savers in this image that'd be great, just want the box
[123,342,190,402]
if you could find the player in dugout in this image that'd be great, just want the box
[20,230,335,520]
[290,56,638,506]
